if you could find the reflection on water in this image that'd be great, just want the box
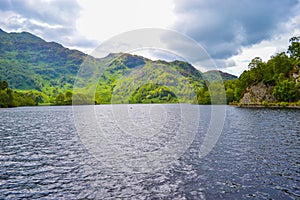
[74,104,201,173]
[0,105,299,199]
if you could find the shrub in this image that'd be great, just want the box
[280,102,287,107]
[262,100,269,107]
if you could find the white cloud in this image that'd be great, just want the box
[76,0,175,44]
[225,41,278,76]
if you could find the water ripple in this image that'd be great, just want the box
[0,106,299,199]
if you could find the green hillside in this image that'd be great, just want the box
[0,29,235,106]
[0,29,86,97]
[101,56,205,104]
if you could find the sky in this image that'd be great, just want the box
[0,0,299,76]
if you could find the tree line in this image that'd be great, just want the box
[224,36,300,104]
[0,81,41,108]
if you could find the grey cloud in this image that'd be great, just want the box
[0,0,97,50]
[172,0,299,60]
[226,59,237,68]
[0,0,80,26]
[137,48,185,62]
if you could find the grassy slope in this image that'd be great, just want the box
[0,29,237,105]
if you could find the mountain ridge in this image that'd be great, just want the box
[0,29,236,105]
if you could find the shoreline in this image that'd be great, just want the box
[235,104,300,109]
[2,102,300,109]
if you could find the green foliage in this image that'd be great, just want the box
[226,88,235,103]
[0,90,9,107]
[0,81,39,107]
[273,80,298,102]
[107,60,204,104]
[129,83,178,103]
[0,29,85,94]
[55,93,65,104]
[226,36,300,105]
[287,36,300,61]
[269,52,292,79]
[208,82,227,104]
[65,91,73,101]
[196,88,211,104]
[262,100,268,107]
[0,29,247,106]
[224,80,238,102]
[0,81,8,90]
[280,102,287,108]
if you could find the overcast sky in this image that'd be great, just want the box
[0,0,299,75]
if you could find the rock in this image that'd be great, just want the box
[240,82,275,105]
[291,65,300,83]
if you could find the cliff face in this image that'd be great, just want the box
[240,82,275,104]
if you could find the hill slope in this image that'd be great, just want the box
[0,28,86,92]
[0,29,235,104]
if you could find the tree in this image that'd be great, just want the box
[226,88,235,103]
[0,81,8,90]
[235,71,251,100]
[0,90,9,107]
[55,93,65,104]
[248,57,263,69]
[65,90,73,101]
[268,52,292,77]
[273,80,298,102]
[287,36,300,61]
[248,57,264,83]
[196,87,211,104]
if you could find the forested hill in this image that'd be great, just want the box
[226,36,300,106]
[0,29,237,106]
[1,29,298,107]
[0,28,86,91]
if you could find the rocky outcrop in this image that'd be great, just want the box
[240,82,275,105]
[240,65,300,106]
[240,65,300,105]
[290,64,300,83]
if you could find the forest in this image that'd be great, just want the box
[0,81,40,107]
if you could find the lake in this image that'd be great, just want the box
[0,105,299,199]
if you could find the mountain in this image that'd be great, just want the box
[84,53,207,104]
[0,28,86,91]
[0,29,236,105]
[203,70,237,82]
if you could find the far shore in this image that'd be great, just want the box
[232,104,300,109]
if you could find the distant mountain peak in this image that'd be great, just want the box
[203,70,237,82]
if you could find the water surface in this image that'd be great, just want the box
[0,105,299,199]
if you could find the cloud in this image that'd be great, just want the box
[172,0,299,60]
[1,0,299,74]
[0,0,97,51]
[131,48,184,62]
[0,0,80,26]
